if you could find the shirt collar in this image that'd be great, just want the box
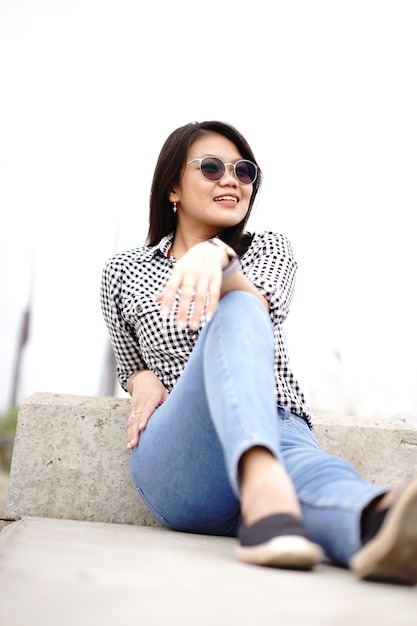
[152,232,174,259]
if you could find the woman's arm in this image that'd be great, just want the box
[156,240,268,330]
[221,269,269,311]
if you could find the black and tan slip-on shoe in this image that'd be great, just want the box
[351,475,417,585]
[236,513,323,569]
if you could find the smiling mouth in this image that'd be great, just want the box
[214,196,238,203]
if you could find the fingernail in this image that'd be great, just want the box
[177,320,186,330]
[138,422,143,431]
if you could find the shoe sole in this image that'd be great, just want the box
[350,475,417,584]
[236,535,323,569]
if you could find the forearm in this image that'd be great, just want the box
[212,239,269,312]
[221,270,269,312]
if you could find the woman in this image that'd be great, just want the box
[101,120,417,583]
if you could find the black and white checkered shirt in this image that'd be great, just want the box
[100,230,312,427]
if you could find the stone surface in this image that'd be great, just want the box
[6,392,159,526]
[5,393,417,525]
[0,470,8,516]
[0,516,416,626]
[313,411,417,485]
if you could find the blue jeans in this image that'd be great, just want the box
[129,291,386,565]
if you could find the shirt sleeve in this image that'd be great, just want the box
[243,232,298,327]
[100,257,147,392]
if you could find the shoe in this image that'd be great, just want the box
[350,475,417,584]
[236,513,323,569]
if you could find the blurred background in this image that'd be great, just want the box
[1,0,417,458]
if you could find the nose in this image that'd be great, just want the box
[220,163,238,185]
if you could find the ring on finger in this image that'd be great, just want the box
[181,278,195,289]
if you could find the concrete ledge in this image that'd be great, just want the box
[6,393,158,527]
[313,411,417,484]
[5,392,417,525]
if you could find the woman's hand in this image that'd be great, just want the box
[156,241,228,330]
[127,370,168,450]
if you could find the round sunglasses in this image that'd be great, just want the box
[186,156,258,185]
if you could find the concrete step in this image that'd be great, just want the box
[5,392,417,525]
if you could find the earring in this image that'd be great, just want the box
[173,201,177,213]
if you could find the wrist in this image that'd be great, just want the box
[207,238,241,279]
[127,370,147,394]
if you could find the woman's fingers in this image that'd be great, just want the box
[127,406,154,449]
[157,272,221,328]
[189,280,209,329]
[156,272,182,319]
[156,242,226,328]
[175,278,197,329]
[127,409,145,449]
[127,384,168,450]
[203,276,222,322]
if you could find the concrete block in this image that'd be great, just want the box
[6,392,160,527]
[313,412,417,485]
[5,393,417,525]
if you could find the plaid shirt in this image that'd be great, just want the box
[100,230,312,427]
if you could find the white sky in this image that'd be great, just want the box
[1,0,417,425]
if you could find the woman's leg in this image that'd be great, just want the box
[129,289,387,568]
[129,291,284,535]
[277,407,387,565]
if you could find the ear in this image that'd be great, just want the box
[169,189,179,203]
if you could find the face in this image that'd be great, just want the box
[169,133,253,237]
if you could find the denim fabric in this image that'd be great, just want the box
[129,291,386,565]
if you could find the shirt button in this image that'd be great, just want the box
[136,304,143,313]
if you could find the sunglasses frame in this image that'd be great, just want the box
[186,156,258,185]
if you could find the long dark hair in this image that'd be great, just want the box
[146,121,262,255]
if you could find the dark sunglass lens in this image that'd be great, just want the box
[235,160,257,184]
[200,157,224,181]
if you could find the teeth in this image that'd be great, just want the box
[215,196,237,202]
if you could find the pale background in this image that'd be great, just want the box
[1,0,416,425]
